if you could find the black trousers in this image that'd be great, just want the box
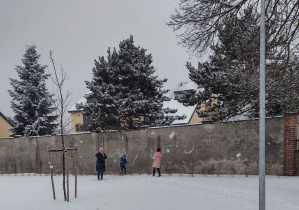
[97,170,104,180]
[120,165,126,174]
[153,168,161,176]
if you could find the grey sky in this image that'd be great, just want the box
[0,0,201,119]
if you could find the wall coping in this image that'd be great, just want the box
[0,115,286,140]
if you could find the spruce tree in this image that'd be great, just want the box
[79,36,182,131]
[8,45,58,136]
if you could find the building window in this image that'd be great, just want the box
[75,124,83,132]
[75,124,90,132]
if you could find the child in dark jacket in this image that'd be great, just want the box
[119,154,127,175]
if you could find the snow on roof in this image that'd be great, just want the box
[163,99,196,125]
[68,91,92,112]
[165,81,200,125]
[68,97,87,112]
[196,87,205,94]
[173,81,198,92]
[164,89,174,99]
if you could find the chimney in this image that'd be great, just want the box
[198,62,204,71]
[197,62,203,88]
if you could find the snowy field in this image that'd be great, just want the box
[1,174,299,210]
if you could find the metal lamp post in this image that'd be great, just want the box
[259,0,266,209]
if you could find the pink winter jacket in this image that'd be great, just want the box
[152,152,162,168]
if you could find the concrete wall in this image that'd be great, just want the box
[0,117,285,175]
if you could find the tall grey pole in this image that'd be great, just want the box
[259,0,266,209]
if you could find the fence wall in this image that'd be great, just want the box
[0,116,290,176]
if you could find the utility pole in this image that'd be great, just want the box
[259,0,266,209]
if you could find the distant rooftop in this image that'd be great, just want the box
[163,99,196,125]
[173,81,198,92]
[68,91,92,112]
[0,111,13,126]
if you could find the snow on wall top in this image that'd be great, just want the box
[224,113,249,122]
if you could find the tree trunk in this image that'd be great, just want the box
[62,150,66,201]
[61,126,67,201]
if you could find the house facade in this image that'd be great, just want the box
[0,111,13,138]
[68,96,91,133]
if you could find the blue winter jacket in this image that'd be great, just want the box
[120,155,127,166]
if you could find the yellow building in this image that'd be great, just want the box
[68,97,87,133]
[0,111,13,138]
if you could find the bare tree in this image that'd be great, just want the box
[167,0,299,62]
[48,50,72,201]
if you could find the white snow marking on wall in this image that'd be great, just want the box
[133,155,138,164]
[183,144,194,154]
[169,131,175,139]
[132,151,139,165]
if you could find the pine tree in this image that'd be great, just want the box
[179,7,299,121]
[79,36,182,131]
[8,45,58,136]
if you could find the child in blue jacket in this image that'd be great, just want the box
[119,154,127,175]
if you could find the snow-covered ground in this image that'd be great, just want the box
[1,174,299,210]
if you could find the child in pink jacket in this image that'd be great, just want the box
[152,148,162,177]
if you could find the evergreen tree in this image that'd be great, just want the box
[8,45,58,136]
[179,8,299,120]
[79,36,182,131]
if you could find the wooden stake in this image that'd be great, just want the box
[75,145,78,198]
[47,146,56,200]
[66,150,69,202]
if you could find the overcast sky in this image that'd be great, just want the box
[0,0,203,119]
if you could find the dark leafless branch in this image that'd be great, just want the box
[48,50,73,201]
